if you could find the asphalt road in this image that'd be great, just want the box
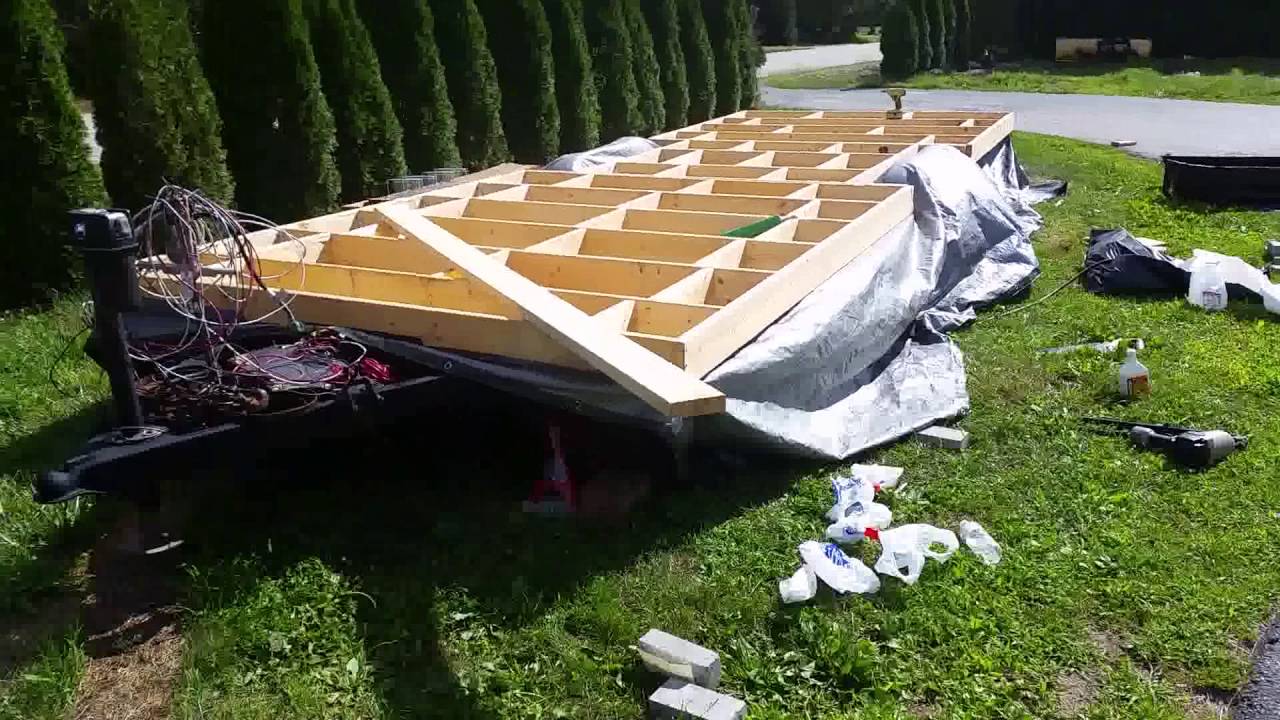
[762,86,1280,158]
[759,43,881,77]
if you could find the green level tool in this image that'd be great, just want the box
[721,215,782,239]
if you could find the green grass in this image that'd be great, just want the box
[7,134,1280,718]
[0,298,109,719]
[766,57,1280,105]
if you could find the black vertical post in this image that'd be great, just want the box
[69,209,143,428]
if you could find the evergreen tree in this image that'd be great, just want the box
[880,0,918,79]
[759,0,797,45]
[305,0,406,202]
[940,0,956,68]
[542,0,600,151]
[0,0,106,307]
[358,0,461,171]
[642,0,689,130]
[925,0,946,68]
[86,0,232,210]
[678,0,716,122]
[908,0,931,69]
[476,0,560,162]
[705,0,742,116]
[202,0,339,221]
[952,0,971,68]
[584,0,642,140]
[624,0,665,134]
[734,0,761,109]
[432,0,509,168]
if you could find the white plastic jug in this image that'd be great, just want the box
[1188,257,1228,311]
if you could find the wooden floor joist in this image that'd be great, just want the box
[171,109,1014,417]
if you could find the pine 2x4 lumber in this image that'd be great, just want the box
[375,205,727,417]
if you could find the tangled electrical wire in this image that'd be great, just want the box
[128,185,394,426]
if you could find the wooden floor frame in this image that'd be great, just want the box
[151,110,1014,416]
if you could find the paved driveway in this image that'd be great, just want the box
[762,86,1280,158]
[760,44,881,77]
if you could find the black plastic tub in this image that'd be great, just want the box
[1163,155,1280,207]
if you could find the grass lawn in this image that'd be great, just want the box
[5,132,1280,718]
[766,58,1280,105]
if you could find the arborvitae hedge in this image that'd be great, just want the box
[880,0,919,79]
[940,0,956,68]
[86,0,233,210]
[734,0,760,110]
[952,0,971,68]
[358,0,461,171]
[202,0,339,221]
[642,0,689,130]
[926,0,946,68]
[908,0,931,70]
[542,0,600,152]
[305,0,406,202]
[432,0,510,168]
[585,0,642,140]
[0,0,106,308]
[678,0,715,122]
[624,0,665,134]
[477,0,561,162]
[759,0,797,46]
[705,0,742,116]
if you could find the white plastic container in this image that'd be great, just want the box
[1118,348,1150,398]
[958,520,1002,565]
[1188,257,1229,311]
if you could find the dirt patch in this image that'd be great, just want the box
[1087,627,1125,661]
[74,623,183,720]
[1184,687,1233,719]
[907,702,940,718]
[0,593,84,675]
[1055,672,1100,718]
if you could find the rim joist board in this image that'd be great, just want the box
[158,109,1013,417]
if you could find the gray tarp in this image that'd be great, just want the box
[343,139,1048,460]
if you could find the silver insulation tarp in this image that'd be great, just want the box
[342,139,1047,459]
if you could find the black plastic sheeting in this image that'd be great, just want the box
[330,139,1054,460]
[1163,155,1280,208]
[1084,228,1190,295]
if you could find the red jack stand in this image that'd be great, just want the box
[522,424,578,514]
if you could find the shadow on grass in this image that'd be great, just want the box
[176,388,809,717]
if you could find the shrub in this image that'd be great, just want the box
[476,0,561,162]
[86,0,233,210]
[358,0,461,171]
[305,0,407,201]
[759,0,798,46]
[642,0,689,130]
[880,0,919,79]
[952,0,971,68]
[624,0,666,135]
[202,0,340,221]
[678,0,716,122]
[926,0,946,69]
[542,0,601,152]
[584,0,642,140]
[431,0,510,169]
[940,0,956,68]
[0,0,106,307]
[734,0,762,109]
[705,0,743,115]
[909,0,931,70]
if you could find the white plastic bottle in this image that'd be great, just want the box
[958,521,1002,565]
[1188,258,1228,311]
[1118,348,1150,398]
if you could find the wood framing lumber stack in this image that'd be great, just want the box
[375,206,725,416]
[151,109,1014,418]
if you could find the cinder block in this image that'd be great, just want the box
[1265,239,1280,260]
[638,629,722,689]
[649,679,746,720]
[917,425,970,450]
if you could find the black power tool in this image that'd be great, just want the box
[1083,417,1248,469]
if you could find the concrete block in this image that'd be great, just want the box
[1268,263,1280,278]
[649,679,746,720]
[1265,239,1280,260]
[917,425,970,450]
[638,629,721,689]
